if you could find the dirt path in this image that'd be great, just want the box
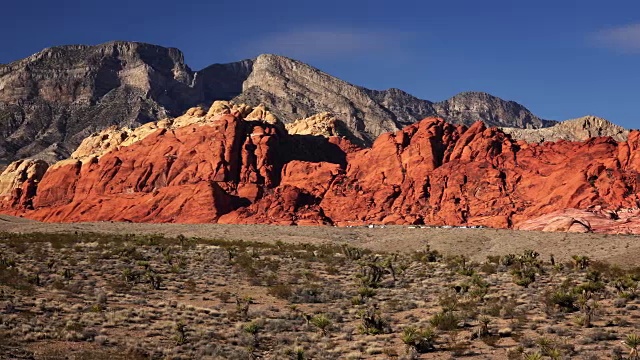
[1,215,638,267]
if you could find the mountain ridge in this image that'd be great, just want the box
[0,41,625,165]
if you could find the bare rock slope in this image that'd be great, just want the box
[1,42,562,164]
[501,115,629,142]
[234,54,555,145]
[0,41,251,164]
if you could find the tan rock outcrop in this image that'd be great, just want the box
[245,104,279,124]
[71,102,283,162]
[0,159,48,208]
[516,208,640,234]
[286,113,341,137]
[502,116,629,143]
[70,122,169,162]
[0,160,49,196]
[205,100,252,119]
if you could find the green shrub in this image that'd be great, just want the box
[401,326,437,353]
[430,311,459,331]
[310,314,332,336]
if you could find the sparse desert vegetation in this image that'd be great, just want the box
[1,230,639,359]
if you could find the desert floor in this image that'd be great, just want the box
[0,216,639,359]
[0,215,638,267]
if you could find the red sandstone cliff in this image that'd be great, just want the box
[1,108,639,233]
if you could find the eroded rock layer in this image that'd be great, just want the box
[0,108,639,233]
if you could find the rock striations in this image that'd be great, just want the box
[0,102,639,233]
[1,41,562,164]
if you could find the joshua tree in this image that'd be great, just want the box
[146,271,162,290]
[358,257,385,288]
[341,245,363,260]
[359,306,389,335]
[477,316,491,337]
[577,291,599,328]
[572,255,590,270]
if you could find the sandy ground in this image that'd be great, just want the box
[1,215,638,268]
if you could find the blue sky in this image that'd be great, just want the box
[1,0,638,128]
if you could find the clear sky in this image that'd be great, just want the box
[1,0,638,128]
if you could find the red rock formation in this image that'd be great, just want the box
[319,119,640,229]
[1,113,640,233]
[12,115,278,222]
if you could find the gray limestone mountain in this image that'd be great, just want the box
[0,41,249,164]
[433,92,556,129]
[501,115,629,142]
[1,41,620,166]
[233,54,556,145]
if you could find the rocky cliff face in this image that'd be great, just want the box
[433,92,555,128]
[0,41,251,164]
[1,104,638,233]
[1,42,563,164]
[501,116,629,143]
[233,55,555,145]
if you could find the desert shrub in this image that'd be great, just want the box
[430,311,459,331]
[0,263,33,293]
[412,245,441,263]
[357,286,376,299]
[400,326,437,353]
[623,333,640,360]
[575,280,605,294]
[267,284,293,300]
[571,255,590,270]
[358,307,389,335]
[480,262,498,274]
[545,288,578,313]
[310,314,332,336]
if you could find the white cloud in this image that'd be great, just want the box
[237,27,414,61]
[591,23,640,52]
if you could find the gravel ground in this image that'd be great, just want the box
[1,215,638,268]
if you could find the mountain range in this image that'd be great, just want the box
[1,40,637,233]
[0,40,576,165]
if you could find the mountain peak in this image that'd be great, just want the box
[0,40,592,163]
[433,91,554,128]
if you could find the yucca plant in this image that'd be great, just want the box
[400,326,437,353]
[624,334,640,360]
[523,352,543,360]
[310,314,332,336]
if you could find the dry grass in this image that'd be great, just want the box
[0,229,639,359]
